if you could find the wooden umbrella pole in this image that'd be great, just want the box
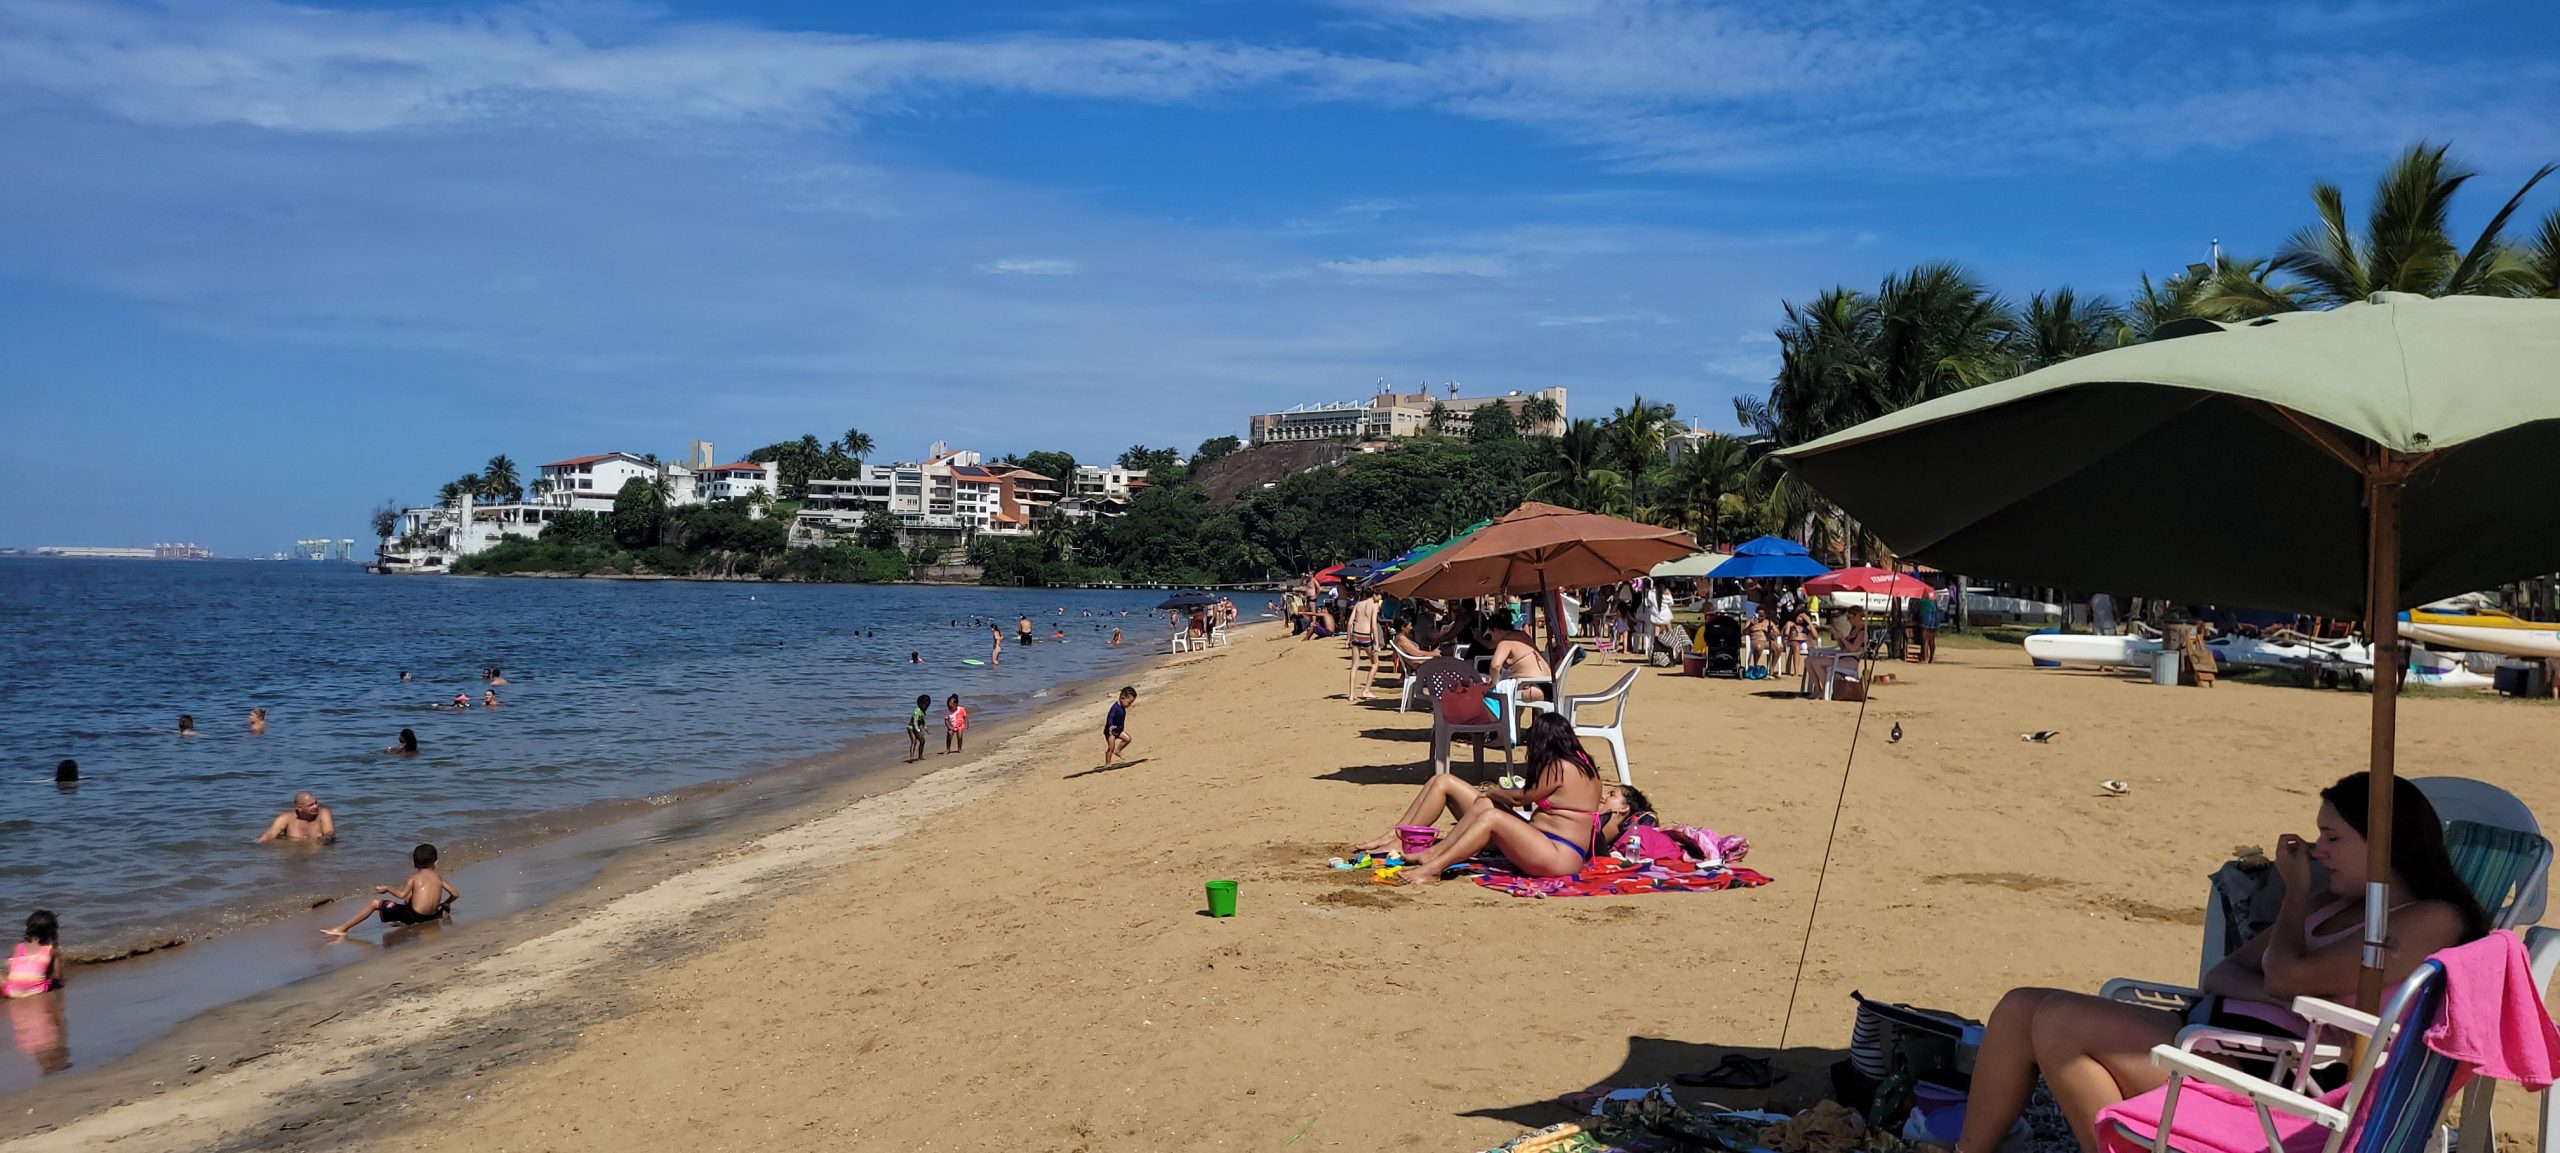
[2357,457,2404,1013]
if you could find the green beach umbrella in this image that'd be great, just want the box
[1775,293,2560,1004]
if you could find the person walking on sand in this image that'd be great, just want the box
[256,791,336,844]
[944,694,967,754]
[907,694,930,763]
[323,844,457,938]
[1101,686,1136,767]
[1346,588,1383,702]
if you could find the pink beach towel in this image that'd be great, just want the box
[2095,1081,2346,1153]
[2425,930,2560,1089]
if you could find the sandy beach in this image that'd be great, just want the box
[8,622,2557,1152]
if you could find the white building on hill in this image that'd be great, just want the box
[378,441,773,572]
[793,447,1058,544]
[1247,386,1566,445]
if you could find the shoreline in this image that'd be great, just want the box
[0,630,1176,1099]
[0,635,1237,1149]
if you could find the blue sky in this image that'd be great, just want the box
[1,0,2555,554]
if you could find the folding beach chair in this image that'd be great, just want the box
[2099,956,2465,1153]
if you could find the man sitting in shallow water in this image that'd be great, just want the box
[256,791,336,844]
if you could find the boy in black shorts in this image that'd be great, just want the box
[1102,685,1136,767]
[324,843,456,938]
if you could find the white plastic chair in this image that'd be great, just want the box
[1559,667,1638,785]
[1169,630,1192,653]
[1209,625,1230,647]
[1429,690,1519,776]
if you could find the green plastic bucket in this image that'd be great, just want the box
[1204,880,1238,918]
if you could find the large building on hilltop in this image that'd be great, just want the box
[1246,386,1567,445]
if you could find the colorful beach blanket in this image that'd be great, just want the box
[1464,856,1773,899]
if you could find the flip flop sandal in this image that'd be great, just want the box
[1675,1054,1784,1089]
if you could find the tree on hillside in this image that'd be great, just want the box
[1664,435,1754,548]
[1016,450,1078,482]
[1426,401,1451,435]
[1468,400,1519,444]
[1527,419,1626,512]
[836,428,874,462]
[371,502,401,541]
[1604,395,1677,502]
[1193,435,1243,465]
[2269,142,2555,305]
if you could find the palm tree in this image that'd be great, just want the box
[1426,401,1451,435]
[1869,262,2015,408]
[837,428,875,462]
[437,481,462,507]
[2185,255,2308,323]
[1604,395,1678,494]
[1517,393,1562,434]
[2270,142,2555,306]
[2527,208,2560,297]
[481,455,522,504]
[1527,419,1614,509]
[2016,287,2125,369]
[1665,434,1753,547]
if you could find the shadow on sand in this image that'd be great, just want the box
[1455,1036,1850,1130]
[1314,762,1430,786]
[1063,757,1152,779]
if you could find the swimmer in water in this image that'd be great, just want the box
[54,759,77,785]
[990,624,1003,668]
[1051,627,1066,640]
[256,791,336,844]
[909,651,922,664]
[488,668,507,687]
[450,692,470,711]
[387,728,420,756]
[1110,627,1123,646]
[482,689,500,709]
[248,707,267,734]
[399,670,412,683]
[177,714,198,737]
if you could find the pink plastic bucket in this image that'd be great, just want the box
[1396,825,1440,855]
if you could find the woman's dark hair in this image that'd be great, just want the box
[2320,773,2492,941]
[1618,784,1657,823]
[53,759,77,783]
[24,909,56,945]
[1525,713,1597,781]
[397,728,419,752]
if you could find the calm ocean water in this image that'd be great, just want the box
[0,558,1259,955]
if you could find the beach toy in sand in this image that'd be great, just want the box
[1204,879,1238,917]
[1370,866,1402,884]
[1396,825,1440,855]
[1327,857,1354,870]
[2100,779,2130,796]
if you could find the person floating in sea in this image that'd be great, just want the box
[399,670,412,683]
[323,844,457,939]
[944,694,966,754]
[387,728,420,756]
[53,760,77,786]
[176,714,197,737]
[257,791,336,844]
[1049,627,1066,641]
[488,668,507,687]
[248,707,268,734]
[906,694,930,763]
[1101,686,1136,768]
[481,689,501,709]
[909,651,922,664]
[448,692,470,711]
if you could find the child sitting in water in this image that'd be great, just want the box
[907,694,931,763]
[324,844,457,938]
[944,694,967,754]
[5,911,62,998]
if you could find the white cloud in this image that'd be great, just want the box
[983,258,1081,275]
[1320,254,1511,277]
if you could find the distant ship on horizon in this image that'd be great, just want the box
[34,543,214,560]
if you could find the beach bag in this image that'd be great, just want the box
[1439,684,1499,726]
[1834,992,1978,1127]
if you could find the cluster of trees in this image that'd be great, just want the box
[1733,141,2557,562]
[453,477,906,580]
[745,428,873,499]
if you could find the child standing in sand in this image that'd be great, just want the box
[944,694,967,754]
[323,845,457,938]
[5,911,62,998]
[908,694,931,762]
[1102,686,1136,767]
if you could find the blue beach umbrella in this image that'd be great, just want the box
[1711,537,1832,580]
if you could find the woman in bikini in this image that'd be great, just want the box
[1483,627,1552,703]
[1349,714,1625,885]
[1952,772,2486,1153]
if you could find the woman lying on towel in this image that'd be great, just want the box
[1352,713,1647,885]
[1954,772,2488,1153]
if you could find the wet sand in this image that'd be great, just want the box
[7,625,2556,1151]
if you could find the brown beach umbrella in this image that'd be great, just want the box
[1773,293,2560,1006]
[1376,502,1695,600]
